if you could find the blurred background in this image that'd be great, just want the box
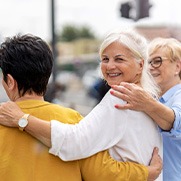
[0,0,181,115]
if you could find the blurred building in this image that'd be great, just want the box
[136,25,181,41]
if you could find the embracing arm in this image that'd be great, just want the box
[0,101,51,147]
[80,147,162,181]
[111,83,174,130]
[49,94,125,160]
[24,115,51,147]
[0,97,124,161]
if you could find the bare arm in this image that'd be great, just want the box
[0,101,51,147]
[110,82,174,130]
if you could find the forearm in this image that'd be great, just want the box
[49,106,120,161]
[0,101,51,147]
[24,115,51,147]
[144,99,174,130]
[80,151,148,181]
[111,84,174,130]
[80,139,162,181]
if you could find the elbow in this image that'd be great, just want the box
[57,154,72,161]
[49,149,77,161]
[159,122,173,131]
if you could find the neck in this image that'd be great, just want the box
[160,80,181,96]
[14,94,44,102]
[132,74,141,86]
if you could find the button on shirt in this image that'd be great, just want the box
[160,84,181,181]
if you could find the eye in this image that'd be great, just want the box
[148,60,152,64]
[149,57,161,63]
[101,57,109,63]
[152,57,162,64]
[154,60,162,64]
[115,57,124,62]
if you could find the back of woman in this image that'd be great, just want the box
[107,91,162,165]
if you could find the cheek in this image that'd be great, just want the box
[100,64,106,74]
[160,67,169,76]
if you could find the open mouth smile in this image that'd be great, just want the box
[107,73,121,77]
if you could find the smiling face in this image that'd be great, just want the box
[100,42,143,86]
[149,48,181,94]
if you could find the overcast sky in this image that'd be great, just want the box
[0,0,180,41]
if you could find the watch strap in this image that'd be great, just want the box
[19,114,30,131]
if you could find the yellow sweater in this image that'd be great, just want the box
[0,100,148,181]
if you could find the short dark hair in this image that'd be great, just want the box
[0,34,53,96]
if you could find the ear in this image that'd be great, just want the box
[175,60,181,76]
[137,59,144,74]
[6,74,17,90]
[140,59,144,69]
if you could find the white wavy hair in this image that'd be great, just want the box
[99,28,160,98]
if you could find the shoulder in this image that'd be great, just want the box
[40,102,83,124]
[101,90,126,106]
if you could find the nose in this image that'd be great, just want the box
[106,59,116,69]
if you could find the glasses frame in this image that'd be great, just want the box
[148,56,168,69]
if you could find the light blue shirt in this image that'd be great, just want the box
[160,84,181,181]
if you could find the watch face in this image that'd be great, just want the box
[18,118,28,128]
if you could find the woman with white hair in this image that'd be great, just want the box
[110,37,181,181]
[0,29,163,180]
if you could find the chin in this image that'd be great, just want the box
[107,81,119,86]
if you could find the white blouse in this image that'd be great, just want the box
[49,90,162,168]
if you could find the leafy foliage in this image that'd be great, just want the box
[58,24,95,42]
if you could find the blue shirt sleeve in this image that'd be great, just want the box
[161,88,181,138]
[169,107,181,137]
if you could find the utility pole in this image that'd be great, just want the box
[50,0,57,101]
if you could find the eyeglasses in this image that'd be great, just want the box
[148,56,168,68]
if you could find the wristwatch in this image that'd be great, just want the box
[18,114,30,131]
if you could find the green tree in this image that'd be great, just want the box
[78,26,95,39]
[58,25,79,42]
[58,24,95,42]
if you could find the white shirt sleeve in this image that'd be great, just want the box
[49,91,128,161]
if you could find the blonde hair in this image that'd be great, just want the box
[99,28,160,98]
[149,37,181,79]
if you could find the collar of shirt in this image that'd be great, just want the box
[159,84,181,103]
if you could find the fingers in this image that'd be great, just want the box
[120,82,136,91]
[151,147,161,162]
[150,147,162,168]
[110,89,127,99]
[1,101,19,110]
[152,147,162,161]
[110,86,134,110]
[110,90,132,109]
[110,86,132,101]
[152,147,159,155]
[114,103,131,110]
[111,84,131,94]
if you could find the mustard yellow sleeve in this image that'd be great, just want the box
[79,150,148,181]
